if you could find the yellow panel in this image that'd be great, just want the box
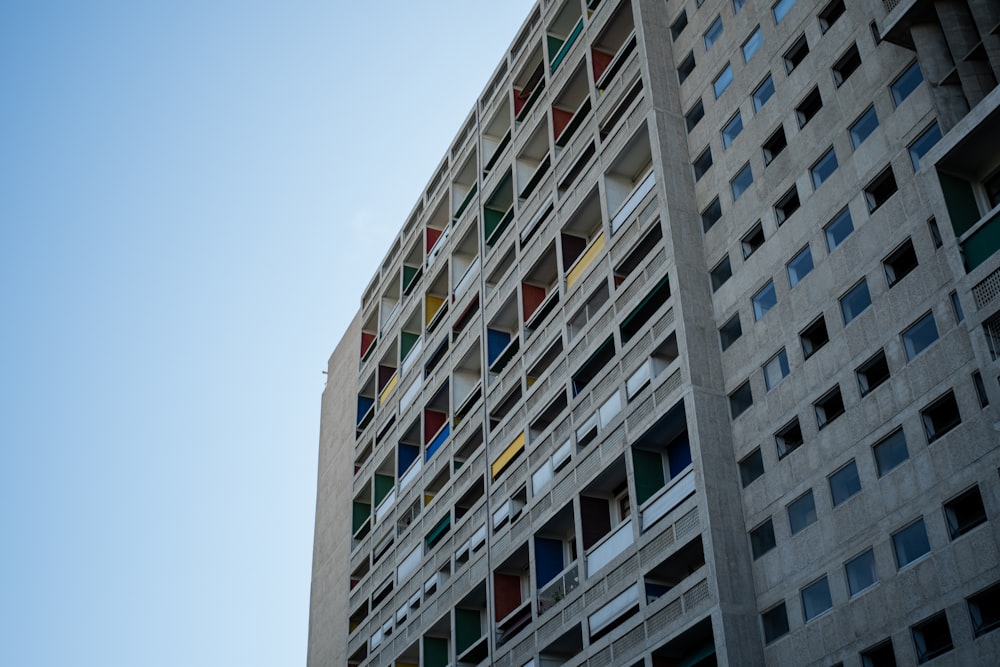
[566,232,606,291]
[491,432,526,479]
[378,372,399,406]
[425,295,445,326]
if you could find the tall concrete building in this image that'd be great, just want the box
[308,0,1000,664]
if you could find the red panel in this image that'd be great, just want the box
[426,227,442,253]
[360,332,375,358]
[552,107,574,142]
[513,88,530,116]
[493,573,522,619]
[592,48,613,83]
[521,283,547,322]
[424,409,447,443]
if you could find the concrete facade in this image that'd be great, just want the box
[308,0,1000,665]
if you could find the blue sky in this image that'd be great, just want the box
[0,2,534,665]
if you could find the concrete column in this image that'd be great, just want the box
[911,22,970,130]
[935,0,997,107]
[965,0,1000,89]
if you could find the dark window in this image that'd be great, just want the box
[730,380,753,418]
[788,490,817,534]
[873,428,908,476]
[693,147,713,181]
[685,99,704,132]
[951,291,964,323]
[892,518,930,568]
[710,255,732,292]
[968,582,1000,637]
[763,126,788,165]
[815,385,845,429]
[825,207,854,250]
[795,87,823,128]
[860,639,897,667]
[762,602,789,643]
[670,10,688,41]
[865,167,898,212]
[775,418,803,459]
[856,349,890,396]
[701,196,722,232]
[783,34,809,73]
[850,105,879,149]
[840,280,871,324]
[753,74,776,112]
[944,486,987,539]
[800,316,829,359]
[818,0,845,32]
[911,611,953,663]
[829,460,861,506]
[845,548,878,596]
[832,43,861,87]
[774,185,800,224]
[740,448,765,487]
[891,61,923,105]
[677,51,696,84]
[742,221,765,258]
[750,518,776,558]
[801,576,833,621]
[928,216,943,248]
[921,390,961,442]
[883,238,918,287]
[763,348,790,390]
[720,313,742,350]
[973,370,989,407]
[902,312,938,361]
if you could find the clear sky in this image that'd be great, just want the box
[0,2,535,665]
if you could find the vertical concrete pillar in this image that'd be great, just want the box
[935,0,997,107]
[911,22,970,130]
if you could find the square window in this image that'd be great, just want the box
[763,348,790,390]
[685,99,705,132]
[973,370,989,407]
[752,280,777,320]
[773,185,800,224]
[832,43,861,87]
[883,238,918,287]
[750,518,776,558]
[775,418,803,459]
[783,35,809,73]
[902,312,939,361]
[921,390,961,442]
[856,349,890,396]
[873,428,908,477]
[908,122,942,171]
[762,126,788,165]
[788,490,817,534]
[722,112,744,148]
[860,639,896,667]
[944,486,987,538]
[865,167,898,212]
[829,460,861,506]
[950,291,964,323]
[743,26,763,62]
[815,385,845,429]
[730,379,753,418]
[892,518,930,568]
[731,163,754,201]
[891,61,923,106]
[710,255,732,292]
[928,216,943,248]
[742,221,765,258]
[811,147,838,189]
[911,611,953,663]
[693,147,713,181]
[800,316,829,359]
[704,16,724,50]
[786,246,813,287]
[819,0,845,32]
[701,197,722,232]
[714,64,734,98]
[801,576,833,621]
[740,448,765,487]
[825,207,854,250]
[772,0,797,23]
[762,602,789,643]
[720,313,742,350]
[968,582,1000,637]
[670,11,688,41]
[795,87,823,128]
[753,74,775,112]
[840,280,871,325]
[845,548,878,596]
[677,51,696,84]
[850,105,880,149]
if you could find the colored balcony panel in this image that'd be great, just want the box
[422,636,448,667]
[591,0,635,88]
[571,337,615,396]
[963,210,1000,272]
[547,0,584,74]
[491,431,526,480]
[484,170,515,247]
[552,64,591,148]
[513,42,545,122]
[619,275,671,343]
[521,243,560,329]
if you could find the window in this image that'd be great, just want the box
[832,43,861,87]
[928,216,943,248]
[734,0,747,13]
[824,207,854,251]
[870,20,882,45]
[788,490,817,534]
[973,370,988,407]
[845,548,878,596]
[891,61,923,106]
[763,349,790,390]
[840,280,871,325]
[670,11,688,41]
[795,87,823,128]
[714,64,734,98]
[860,639,896,667]
[950,291,964,322]
[677,51,696,84]
[811,147,838,189]
[902,312,938,361]
[783,35,809,73]
[730,380,753,418]
[801,577,833,621]
[740,448,764,487]
[704,16,724,50]
[829,460,861,506]
[722,112,744,148]
[911,612,953,663]
[773,185,800,224]
[685,99,705,132]
[800,316,829,359]
[944,486,987,539]
[892,518,930,568]
[753,74,775,112]
[873,428,908,476]
[720,313,742,350]
[772,0,797,23]
[908,122,942,171]
[750,518,776,558]
[742,221,765,258]
[761,602,789,643]
[775,418,803,459]
[819,0,845,32]
[710,255,732,291]
[786,246,813,287]
[731,163,753,201]
[701,196,722,232]
[743,26,763,62]
[856,349,890,396]
[865,167,898,212]
[752,280,777,320]
[883,238,918,286]
[814,385,845,429]
[850,105,879,149]
[693,147,713,181]
[968,582,1000,637]
[762,126,788,165]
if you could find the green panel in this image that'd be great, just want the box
[939,172,981,236]
[426,514,451,547]
[352,501,371,533]
[455,608,482,655]
[633,448,665,504]
[373,473,394,506]
[402,265,421,293]
[423,636,449,667]
[400,331,419,360]
[547,35,565,64]
[963,210,1000,272]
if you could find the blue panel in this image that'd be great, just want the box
[425,423,450,461]
[356,396,374,423]
[487,329,511,366]
[534,537,565,587]
[667,435,692,478]
[398,444,419,475]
